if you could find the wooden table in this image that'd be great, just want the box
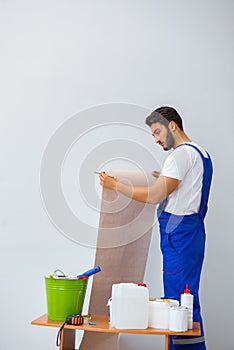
[31,314,200,350]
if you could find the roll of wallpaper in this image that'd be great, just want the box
[169,306,188,332]
[79,170,156,350]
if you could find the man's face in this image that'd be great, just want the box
[150,122,175,151]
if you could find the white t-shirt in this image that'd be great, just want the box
[161,142,208,215]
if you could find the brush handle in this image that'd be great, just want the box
[78,265,101,278]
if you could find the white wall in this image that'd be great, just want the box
[0,1,233,349]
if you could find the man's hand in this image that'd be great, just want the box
[99,171,117,190]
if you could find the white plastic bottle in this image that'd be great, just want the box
[180,284,194,329]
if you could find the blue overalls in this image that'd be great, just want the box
[157,144,213,350]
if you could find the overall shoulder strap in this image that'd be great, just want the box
[176,143,213,219]
[175,142,210,159]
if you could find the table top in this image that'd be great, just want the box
[31,314,201,336]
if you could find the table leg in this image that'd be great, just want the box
[60,327,76,350]
[165,335,170,350]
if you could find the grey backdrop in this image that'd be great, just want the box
[1,1,233,349]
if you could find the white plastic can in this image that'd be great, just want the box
[148,299,179,329]
[148,300,170,329]
[111,283,149,329]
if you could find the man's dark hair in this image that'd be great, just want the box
[145,106,184,131]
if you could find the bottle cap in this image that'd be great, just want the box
[184,284,190,294]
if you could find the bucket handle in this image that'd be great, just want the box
[51,269,67,278]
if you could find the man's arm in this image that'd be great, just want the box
[99,172,180,205]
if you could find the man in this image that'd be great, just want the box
[99,106,212,350]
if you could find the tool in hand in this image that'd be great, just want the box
[94,171,116,179]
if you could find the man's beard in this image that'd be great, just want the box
[163,128,175,151]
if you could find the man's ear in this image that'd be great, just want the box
[169,121,177,132]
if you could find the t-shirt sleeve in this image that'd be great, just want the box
[161,147,191,181]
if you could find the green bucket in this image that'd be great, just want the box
[45,276,88,321]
